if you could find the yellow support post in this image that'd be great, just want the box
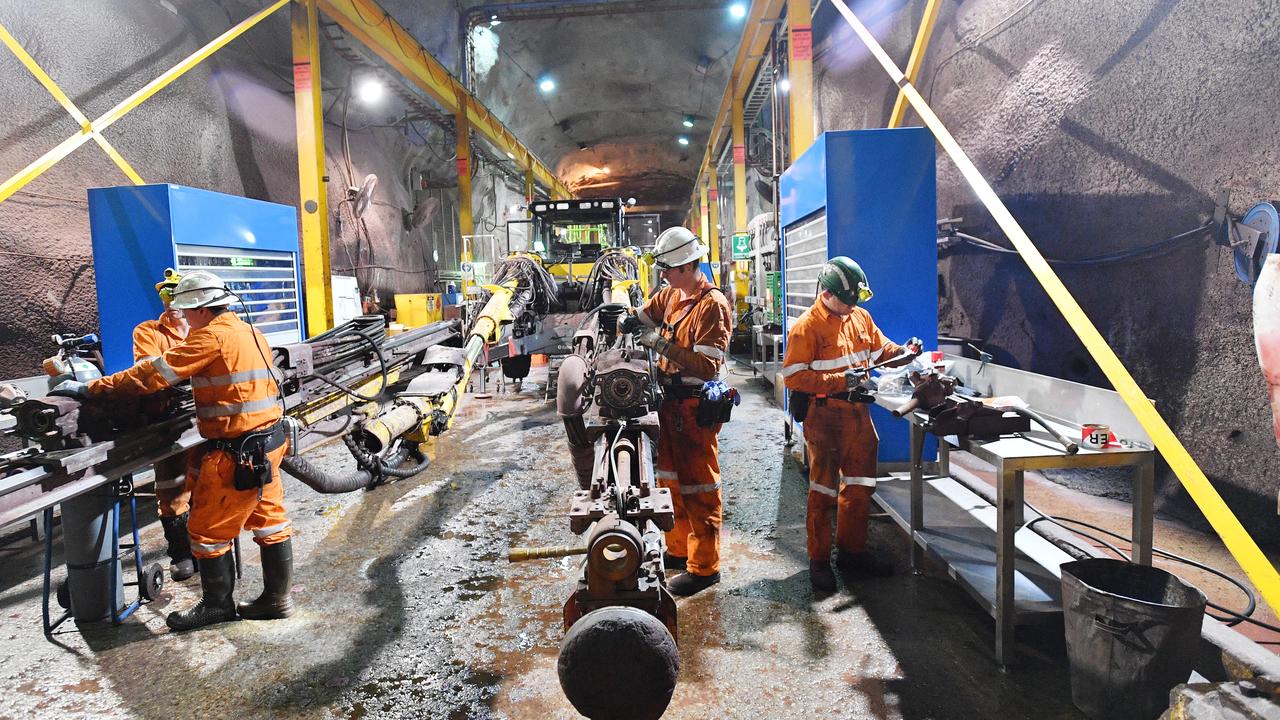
[831,0,1280,617]
[699,183,710,247]
[0,0,289,206]
[524,168,535,204]
[731,88,748,235]
[456,100,474,296]
[292,0,333,335]
[708,173,721,271]
[888,0,941,129]
[0,23,144,185]
[787,0,815,161]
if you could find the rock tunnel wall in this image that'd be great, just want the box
[0,0,495,379]
[811,0,1280,543]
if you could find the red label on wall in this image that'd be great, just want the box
[457,157,469,177]
[792,26,813,61]
[733,144,746,163]
[292,62,311,90]
[709,188,719,201]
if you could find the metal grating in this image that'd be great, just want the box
[176,244,303,346]
[782,211,827,331]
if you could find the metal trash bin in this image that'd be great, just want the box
[1061,559,1207,720]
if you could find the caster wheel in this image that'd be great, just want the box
[141,563,164,601]
[56,580,69,609]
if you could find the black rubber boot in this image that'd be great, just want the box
[663,553,687,571]
[237,539,295,620]
[836,550,894,577]
[166,552,237,632]
[160,513,197,581]
[809,560,837,593]
[667,571,720,597]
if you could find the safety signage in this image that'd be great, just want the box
[732,233,751,259]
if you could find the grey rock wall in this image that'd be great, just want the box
[0,0,477,378]
[812,0,1280,543]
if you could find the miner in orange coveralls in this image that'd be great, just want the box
[134,269,198,581]
[620,226,732,597]
[782,257,921,593]
[53,270,293,631]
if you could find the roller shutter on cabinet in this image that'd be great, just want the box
[176,244,303,346]
[782,211,827,331]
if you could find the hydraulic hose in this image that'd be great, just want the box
[280,455,375,494]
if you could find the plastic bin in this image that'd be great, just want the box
[1061,559,1206,720]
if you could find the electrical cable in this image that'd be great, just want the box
[941,222,1215,266]
[303,327,390,403]
[1022,502,1280,632]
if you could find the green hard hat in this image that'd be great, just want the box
[817,256,873,306]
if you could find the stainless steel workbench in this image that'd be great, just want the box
[874,357,1156,668]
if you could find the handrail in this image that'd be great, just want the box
[831,0,1280,616]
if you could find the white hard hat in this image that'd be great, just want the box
[168,270,234,309]
[648,226,708,269]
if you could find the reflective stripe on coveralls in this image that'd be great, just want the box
[641,277,732,577]
[90,310,290,558]
[783,297,902,561]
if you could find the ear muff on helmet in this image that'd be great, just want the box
[155,268,182,303]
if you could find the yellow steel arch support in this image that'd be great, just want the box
[831,0,1280,617]
[316,0,572,200]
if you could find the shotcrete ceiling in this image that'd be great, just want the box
[461,0,744,224]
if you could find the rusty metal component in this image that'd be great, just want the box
[892,369,957,417]
[557,606,679,720]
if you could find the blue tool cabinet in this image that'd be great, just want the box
[87,184,303,373]
[779,129,938,463]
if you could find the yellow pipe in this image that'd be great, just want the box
[317,0,571,199]
[0,0,289,206]
[0,23,144,185]
[786,0,815,160]
[708,173,721,270]
[292,0,334,335]
[699,183,710,246]
[831,0,1280,617]
[888,0,942,129]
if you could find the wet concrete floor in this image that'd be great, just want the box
[1,365,1094,719]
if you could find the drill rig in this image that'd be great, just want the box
[0,253,564,632]
[509,252,681,720]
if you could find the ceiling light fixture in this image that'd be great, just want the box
[682,114,695,128]
[356,77,384,105]
[778,77,791,94]
[729,3,747,19]
[539,77,556,93]
[678,136,690,146]
[602,166,611,174]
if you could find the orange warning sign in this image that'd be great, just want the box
[792,26,813,61]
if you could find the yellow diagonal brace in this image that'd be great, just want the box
[0,23,144,184]
[832,0,1280,616]
[0,0,289,205]
[888,0,940,129]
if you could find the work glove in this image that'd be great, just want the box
[619,313,644,335]
[844,367,869,392]
[904,336,924,354]
[49,379,89,401]
[637,330,670,355]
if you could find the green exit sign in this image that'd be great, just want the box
[731,233,751,259]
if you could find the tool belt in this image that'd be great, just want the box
[788,388,874,423]
[212,422,286,492]
[661,375,735,427]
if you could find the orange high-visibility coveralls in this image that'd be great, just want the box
[132,315,190,517]
[90,312,289,559]
[637,275,732,576]
[782,298,905,562]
